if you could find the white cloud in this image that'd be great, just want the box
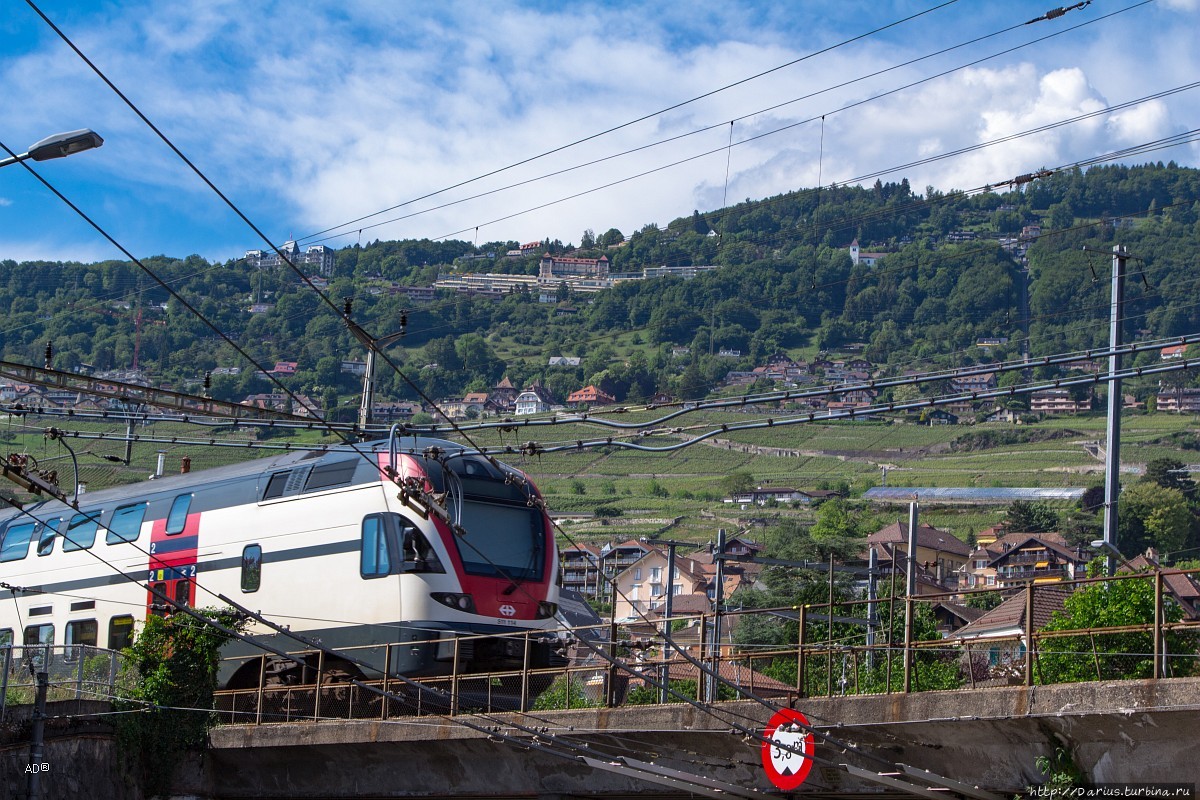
[1107,101,1172,145]
[0,0,1197,262]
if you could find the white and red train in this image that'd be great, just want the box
[0,436,560,687]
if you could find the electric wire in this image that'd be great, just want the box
[293,0,966,243]
[427,1,1153,242]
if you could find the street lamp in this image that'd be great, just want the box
[0,129,104,170]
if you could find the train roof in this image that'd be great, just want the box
[0,435,493,527]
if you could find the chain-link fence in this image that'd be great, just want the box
[1,644,135,719]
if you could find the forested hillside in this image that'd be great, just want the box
[1,162,1198,409]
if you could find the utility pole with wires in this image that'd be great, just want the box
[1084,244,1134,576]
[343,298,407,431]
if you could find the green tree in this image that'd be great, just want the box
[1038,563,1188,683]
[1118,482,1195,556]
[1141,457,1197,499]
[1005,500,1059,533]
[719,471,756,497]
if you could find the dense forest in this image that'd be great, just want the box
[1,162,1198,410]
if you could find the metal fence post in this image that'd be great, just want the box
[313,650,324,722]
[382,646,392,721]
[255,656,266,725]
[606,617,619,708]
[1153,571,1164,679]
[0,644,10,722]
[76,648,86,699]
[796,605,806,699]
[1024,585,1035,687]
[450,638,460,716]
[902,596,913,693]
[520,633,531,712]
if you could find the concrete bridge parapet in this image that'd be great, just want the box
[192,677,1200,798]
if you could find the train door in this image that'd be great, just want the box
[146,493,199,617]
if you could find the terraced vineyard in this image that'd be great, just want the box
[3,409,1196,549]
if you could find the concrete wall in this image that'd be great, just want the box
[1,700,140,800]
[192,677,1200,798]
[6,680,1197,798]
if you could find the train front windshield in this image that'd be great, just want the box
[438,454,546,582]
[455,501,544,580]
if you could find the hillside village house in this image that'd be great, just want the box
[514,382,555,415]
[951,585,1075,669]
[566,385,616,408]
[866,521,971,589]
[959,534,1088,590]
[488,377,519,412]
[612,546,712,622]
[1030,389,1092,415]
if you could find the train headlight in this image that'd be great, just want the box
[535,601,558,619]
[431,592,476,613]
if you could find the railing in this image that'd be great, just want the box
[1,644,136,720]
[211,568,1200,724]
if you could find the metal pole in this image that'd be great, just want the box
[886,548,897,694]
[866,547,878,669]
[521,633,531,711]
[450,638,461,715]
[796,605,807,698]
[313,649,324,721]
[903,501,918,692]
[255,656,266,725]
[358,347,377,429]
[1103,245,1127,576]
[0,644,10,722]
[124,415,136,466]
[660,542,677,704]
[27,669,48,800]
[1024,585,1035,687]
[1153,571,1164,679]
[707,529,726,703]
[826,552,834,697]
[903,596,914,693]
[606,615,618,708]
[382,646,392,720]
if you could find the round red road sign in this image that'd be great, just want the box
[761,708,816,791]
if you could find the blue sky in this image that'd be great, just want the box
[1,0,1197,264]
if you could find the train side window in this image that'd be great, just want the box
[36,518,62,557]
[262,472,290,500]
[174,581,190,607]
[360,515,392,578]
[241,544,262,592]
[166,495,192,535]
[305,459,357,492]
[0,628,12,647]
[108,616,135,650]
[23,623,54,647]
[63,512,100,551]
[64,619,98,662]
[401,521,445,574]
[0,521,36,562]
[107,502,148,544]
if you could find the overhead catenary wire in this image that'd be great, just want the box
[291,0,966,244]
[299,0,1119,247]
[427,1,1152,243]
